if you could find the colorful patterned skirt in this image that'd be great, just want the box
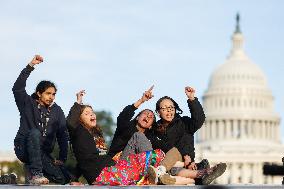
[95,149,165,185]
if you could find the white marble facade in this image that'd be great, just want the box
[195,16,284,184]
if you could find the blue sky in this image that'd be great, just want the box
[0,0,283,152]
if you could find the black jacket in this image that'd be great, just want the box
[108,104,176,157]
[12,65,68,161]
[151,98,205,161]
[108,104,139,157]
[67,103,115,184]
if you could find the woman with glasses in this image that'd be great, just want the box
[107,86,182,185]
[107,86,223,185]
[149,86,227,185]
[153,87,205,168]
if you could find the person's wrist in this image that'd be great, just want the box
[188,96,195,101]
[140,98,145,103]
[29,62,36,67]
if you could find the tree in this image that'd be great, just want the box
[95,110,116,146]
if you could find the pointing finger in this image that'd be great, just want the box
[147,85,154,92]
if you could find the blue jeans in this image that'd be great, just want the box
[14,128,70,184]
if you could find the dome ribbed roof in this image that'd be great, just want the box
[206,32,269,94]
[203,17,278,118]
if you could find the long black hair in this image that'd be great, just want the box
[31,80,57,99]
[155,96,183,115]
[155,96,183,133]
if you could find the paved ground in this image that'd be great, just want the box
[0,185,283,189]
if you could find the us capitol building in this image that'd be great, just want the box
[196,15,284,184]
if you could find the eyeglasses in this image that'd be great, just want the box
[159,106,175,112]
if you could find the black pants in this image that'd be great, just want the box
[14,128,71,184]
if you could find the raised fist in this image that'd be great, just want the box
[30,55,43,65]
[76,90,86,104]
[185,86,195,101]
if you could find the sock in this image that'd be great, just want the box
[156,165,167,177]
[196,169,208,178]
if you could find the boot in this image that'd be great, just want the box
[197,159,210,170]
[202,163,227,185]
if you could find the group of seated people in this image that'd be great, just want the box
[12,55,227,185]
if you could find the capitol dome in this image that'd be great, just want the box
[196,14,283,184]
[203,15,279,121]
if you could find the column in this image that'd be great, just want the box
[231,163,238,183]
[219,120,224,139]
[200,123,206,141]
[270,122,274,141]
[204,121,209,141]
[240,120,245,138]
[261,121,266,140]
[268,122,271,140]
[255,120,259,139]
[276,121,280,142]
[265,122,269,140]
[252,163,258,183]
[211,120,216,140]
[208,121,212,140]
[233,119,238,138]
[248,120,252,139]
[242,163,249,183]
[258,163,263,184]
[226,120,231,139]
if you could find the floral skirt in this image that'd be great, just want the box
[95,149,165,185]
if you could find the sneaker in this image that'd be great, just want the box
[201,163,227,185]
[197,159,210,170]
[28,174,49,185]
[0,173,17,184]
[147,165,176,185]
[147,165,159,184]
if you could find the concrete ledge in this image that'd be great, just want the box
[0,185,283,189]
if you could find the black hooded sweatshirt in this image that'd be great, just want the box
[12,64,68,162]
[150,98,205,161]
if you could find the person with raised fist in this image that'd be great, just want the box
[13,55,69,185]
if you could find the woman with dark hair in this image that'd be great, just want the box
[66,90,166,185]
[12,55,69,185]
[151,86,227,185]
[108,85,156,159]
